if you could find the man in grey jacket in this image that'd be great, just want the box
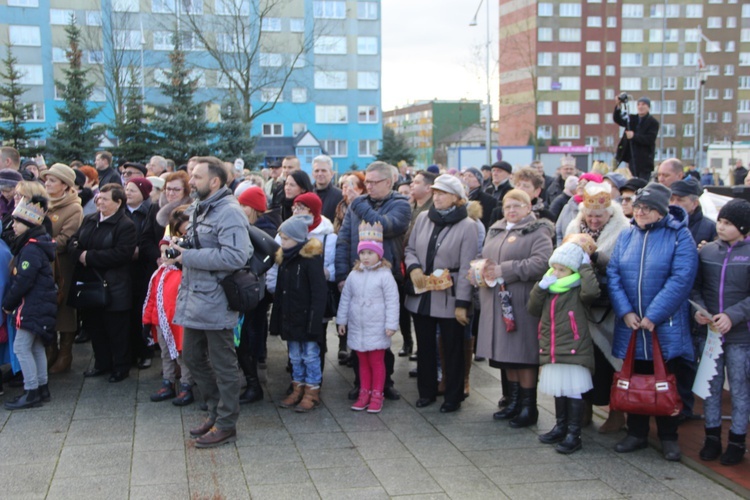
[167,156,252,448]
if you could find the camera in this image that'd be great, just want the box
[617,92,630,103]
[164,236,193,260]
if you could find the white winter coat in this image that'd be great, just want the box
[337,261,399,352]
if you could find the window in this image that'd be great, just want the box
[537,101,552,115]
[358,37,378,55]
[741,123,750,136]
[537,77,551,90]
[291,88,307,103]
[559,53,580,66]
[741,77,750,89]
[181,32,204,51]
[289,18,304,32]
[706,88,719,100]
[50,9,75,25]
[726,42,736,53]
[684,29,700,43]
[681,147,695,160]
[314,71,347,89]
[359,140,379,157]
[538,28,553,42]
[259,88,282,103]
[745,4,750,17]
[358,106,378,123]
[620,77,641,91]
[707,17,722,29]
[538,125,553,140]
[316,105,347,123]
[88,50,104,64]
[664,77,676,90]
[663,101,676,114]
[52,47,67,63]
[686,4,702,18]
[661,124,675,137]
[621,29,643,43]
[558,28,580,42]
[706,41,721,53]
[180,0,203,15]
[684,53,699,67]
[723,112,733,123]
[587,17,601,27]
[726,65,735,76]
[724,89,734,100]
[114,30,141,50]
[262,124,283,137]
[586,41,601,52]
[606,65,615,76]
[292,123,307,136]
[314,1,346,19]
[683,100,696,114]
[357,2,378,20]
[650,4,679,17]
[607,17,617,28]
[558,101,580,115]
[740,53,750,67]
[153,31,174,50]
[538,53,552,66]
[8,0,39,6]
[291,56,305,69]
[621,53,642,67]
[314,36,346,55]
[650,29,678,43]
[215,0,250,16]
[559,77,580,90]
[649,53,677,66]
[217,34,240,52]
[585,113,600,124]
[259,53,283,67]
[558,125,580,139]
[86,11,102,26]
[322,140,347,157]
[606,41,616,52]
[739,100,750,112]
[559,3,581,17]
[215,70,241,89]
[261,18,281,32]
[683,124,695,137]
[648,77,661,91]
[742,29,750,42]
[357,72,379,89]
[585,89,600,100]
[586,65,600,76]
[24,102,44,121]
[622,4,643,18]
[727,17,737,28]
[113,0,139,12]
[538,3,553,16]
[705,112,718,123]
[17,65,43,85]
[9,26,41,46]
[152,0,176,13]
[585,137,600,147]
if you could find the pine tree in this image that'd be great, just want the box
[375,127,415,166]
[0,46,43,155]
[151,36,212,164]
[213,97,261,167]
[112,67,157,163]
[46,20,104,163]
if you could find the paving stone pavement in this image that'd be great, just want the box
[0,325,744,500]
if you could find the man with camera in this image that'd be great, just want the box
[166,156,252,448]
[613,95,660,181]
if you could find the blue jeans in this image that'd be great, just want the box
[704,343,750,435]
[288,341,322,386]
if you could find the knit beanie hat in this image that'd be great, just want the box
[717,198,750,235]
[237,186,267,213]
[549,242,586,273]
[463,167,484,187]
[127,177,153,201]
[634,182,671,216]
[279,214,312,243]
[0,169,23,189]
[294,192,322,230]
[357,221,384,259]
[12,195,47,227]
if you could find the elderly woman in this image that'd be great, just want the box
[405,175,478,413]
[490,167,553,224]
[564,182,630,431]
[69,184,137,383]
[477,189,553,427]
[156,171,191,236]
[38,164,84,374]
[556,172,603,245]
[334,172,365,233]
[607,183,698,461]
[282,171,314,221]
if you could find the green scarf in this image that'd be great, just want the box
[543,268,581,294]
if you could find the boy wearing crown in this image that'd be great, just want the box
[336,222,399,413]
[3,196,57,410]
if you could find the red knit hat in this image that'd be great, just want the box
[237,186,267,213]
[127,177,152,201]
[294,192,322,230]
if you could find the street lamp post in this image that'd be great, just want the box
[470,0,492,167]
[695,26,715,169]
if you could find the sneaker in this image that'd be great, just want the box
[150,380,175,402]
[171,383,194,406]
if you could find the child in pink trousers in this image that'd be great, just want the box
[337,222,399,413]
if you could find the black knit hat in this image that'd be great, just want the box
[634,182,671,216]
[717,199,750,235]
[670,177,702,198]
[621,178,647,194]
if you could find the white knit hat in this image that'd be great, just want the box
[548,242,586,272]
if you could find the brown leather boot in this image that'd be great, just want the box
[278,382,305,409]
[464,337,474,397]
[598,409,626,434]
[294,385,320,413]
[50,332,75,374]
[46,337,59,369]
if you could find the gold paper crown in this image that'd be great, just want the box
[583,182,612,210]
[358,221,383,243]
[12,199,45,226]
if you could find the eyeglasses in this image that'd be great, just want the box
[165,187,183,193]
[502,203,527,211]
[364,178,388,186]
[122,171,140,178]
[632,204,654,215]
[292,204,310,213]
[621,196,634,203]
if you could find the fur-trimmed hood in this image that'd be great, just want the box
[274,237,323,264]
[352,258,392,272]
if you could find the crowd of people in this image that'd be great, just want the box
[0,145,747,463]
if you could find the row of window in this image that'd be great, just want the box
[258,131,378,158]
[537,123,750,143]
[538,2,747,19]
[539,27,750,44]
[314,36,378,55]
[536,50,750,68]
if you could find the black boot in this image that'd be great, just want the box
[4,388,41,410]
[555,398,584,454]
[493,382,520,420]
[509,387,539,428]
[38,384,50,403]
[699,426,722,461]
[239,357,263,404]
[539,397,567,444]
[720,431,746,466]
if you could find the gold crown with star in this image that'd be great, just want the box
[583,182,612,210]
[358,221,383,243]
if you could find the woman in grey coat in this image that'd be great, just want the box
[476,189,554,428]
[405,175,478,413]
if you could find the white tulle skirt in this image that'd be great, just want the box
[538,363,593,397]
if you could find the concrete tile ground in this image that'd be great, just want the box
[0,325,745,499]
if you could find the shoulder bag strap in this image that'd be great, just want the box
[620,330,638,379]
[651,329,669,381]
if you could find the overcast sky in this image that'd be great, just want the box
[380,0,500,113]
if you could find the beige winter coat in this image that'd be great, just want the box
[48,190,83,332]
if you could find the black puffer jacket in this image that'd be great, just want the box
[69,208,137,312]
[3,226,57,343]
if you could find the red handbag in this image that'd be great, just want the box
[610,329,683,417]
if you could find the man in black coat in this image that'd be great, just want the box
[312,154,343,221]
[544,156,576,206]
[461,168,497,230]
[669,178,716,246]
[613,96,659,181]
[94,151,122,186]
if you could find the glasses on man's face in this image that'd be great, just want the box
[503,203,527,211]
[633,204,653,215]
[165,187,183,193]
[621,196,634,204]
[122,171,139,178]
[364,178,387,186]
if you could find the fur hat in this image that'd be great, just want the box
[279,214,312,243]
[357,221,384,259]
[583,182,612,210]
[717,198,750,235]
[40,163,77,189]
[294,192,322,230]
[634,182,671,216]
[432,174,467,201]
[12,195,47,227]
[549,242,587,272]
[237,186,267,213]
[127,177,153,201]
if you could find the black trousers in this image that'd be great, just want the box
[585,344,616,406]
[626,359,680,441]
[413,313,465,405]
[398,282,413,349]
[237,296,271,375]
[86,309,131,373]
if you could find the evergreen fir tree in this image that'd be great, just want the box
[0,46,43,155]
[112,67,157,163]
[151,36,212,163]
[213,97,261,167]
[375,127,416,166]
[46,21,104,163]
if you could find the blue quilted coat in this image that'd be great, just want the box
[607,206,698,362]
